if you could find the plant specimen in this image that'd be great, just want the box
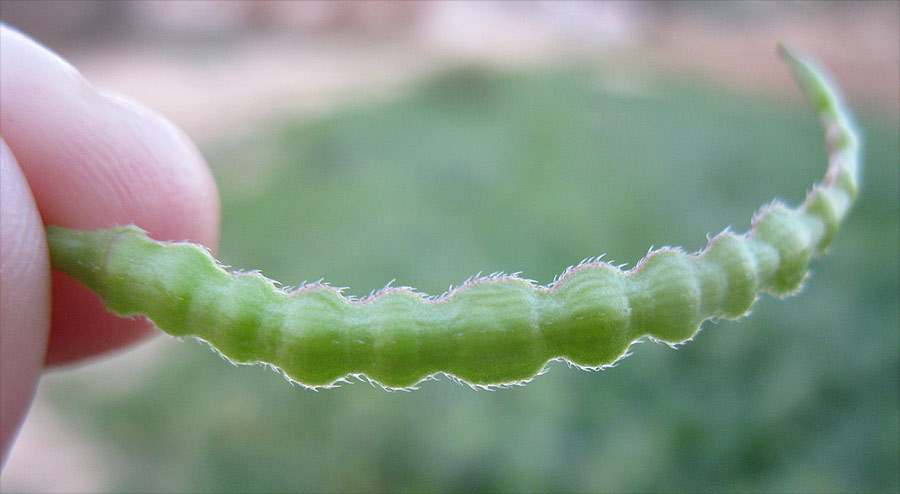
[46,46,859,389]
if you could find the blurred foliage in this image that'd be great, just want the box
[36,66,900,492]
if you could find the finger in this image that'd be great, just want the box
[0,138,51,466]
[0,26,220,365]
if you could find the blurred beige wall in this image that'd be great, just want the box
[1,1,897,138]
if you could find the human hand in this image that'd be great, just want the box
[0,25,220,466]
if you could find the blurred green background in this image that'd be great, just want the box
[20,65,900,492]
[1,2,897,493]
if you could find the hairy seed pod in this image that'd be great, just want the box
[46,45,859,389]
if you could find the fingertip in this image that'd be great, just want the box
[0,24,220,247]
[0,138,51,466]
[1,26,220,365]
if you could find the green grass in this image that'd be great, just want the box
[35,66,900,492]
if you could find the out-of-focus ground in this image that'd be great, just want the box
[1,2,898,492]
[2,0,897,143]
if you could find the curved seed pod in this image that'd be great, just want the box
[46,46,859,389]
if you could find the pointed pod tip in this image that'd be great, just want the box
[776,42,813,76]
[776,42,793,59]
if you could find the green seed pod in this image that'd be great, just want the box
[46,45,859,390]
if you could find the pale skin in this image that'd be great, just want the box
[0,26,220,466]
